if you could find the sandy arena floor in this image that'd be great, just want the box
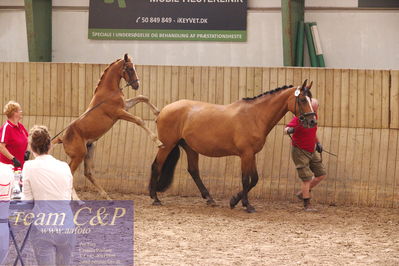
[78,192,399,266]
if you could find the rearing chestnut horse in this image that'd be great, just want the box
[149,80,316,212]
[54,54,163,200]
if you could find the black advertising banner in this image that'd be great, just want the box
[88,0,247,42]
[358,0,399,8]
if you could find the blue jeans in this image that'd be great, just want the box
[30,225,76,266]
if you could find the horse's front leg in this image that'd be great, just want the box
[230,153,258,213]
[125,95,160,116]
[118,110,164,148]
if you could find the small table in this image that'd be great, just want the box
[8,201,34,266]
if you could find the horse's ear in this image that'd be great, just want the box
[301,79,308,89]
[308,81,313,90]
[124,53,129,62]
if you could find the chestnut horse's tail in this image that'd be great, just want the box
[155,144,181,192]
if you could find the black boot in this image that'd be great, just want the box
[303,198,317,212]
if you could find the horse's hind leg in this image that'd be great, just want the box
[125,95,160,116]
[68,153,85,202]
[84,143,112,200]
[181,142,216,206]
[149,145,176,205]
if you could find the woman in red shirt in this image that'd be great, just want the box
[0,101,29,169]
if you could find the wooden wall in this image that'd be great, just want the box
[1,62,398,207]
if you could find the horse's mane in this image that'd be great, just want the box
[94,58,122,93]
[242,85,294,101]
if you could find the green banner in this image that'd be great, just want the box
[89,29,246,42]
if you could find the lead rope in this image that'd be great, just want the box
[287,131,337,159]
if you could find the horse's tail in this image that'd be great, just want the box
[155,144,181,192]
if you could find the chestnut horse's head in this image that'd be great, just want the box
[121,53,140,90]
[288,79,317,128]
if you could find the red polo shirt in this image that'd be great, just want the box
[0,120,28,168]
[286,116,317,153]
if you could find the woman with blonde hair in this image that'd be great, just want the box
[0,101,29,169]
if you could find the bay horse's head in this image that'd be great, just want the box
[121,53,140,90]
[288,79,317,128]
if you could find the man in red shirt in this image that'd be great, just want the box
[285,98,326,211]
[0,101,28,169]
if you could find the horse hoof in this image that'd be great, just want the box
[246,206,256,213]
[229,197,239,209]
[152,201,162,206]
[206,199,217,207]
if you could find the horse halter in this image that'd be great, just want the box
[294,87,316,124]
[123,65,139,88]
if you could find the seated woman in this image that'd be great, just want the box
[0,162,15,264]
[22,125,75,266]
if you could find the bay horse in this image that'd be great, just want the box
[53,53,163,200]
[149,80,316,212]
